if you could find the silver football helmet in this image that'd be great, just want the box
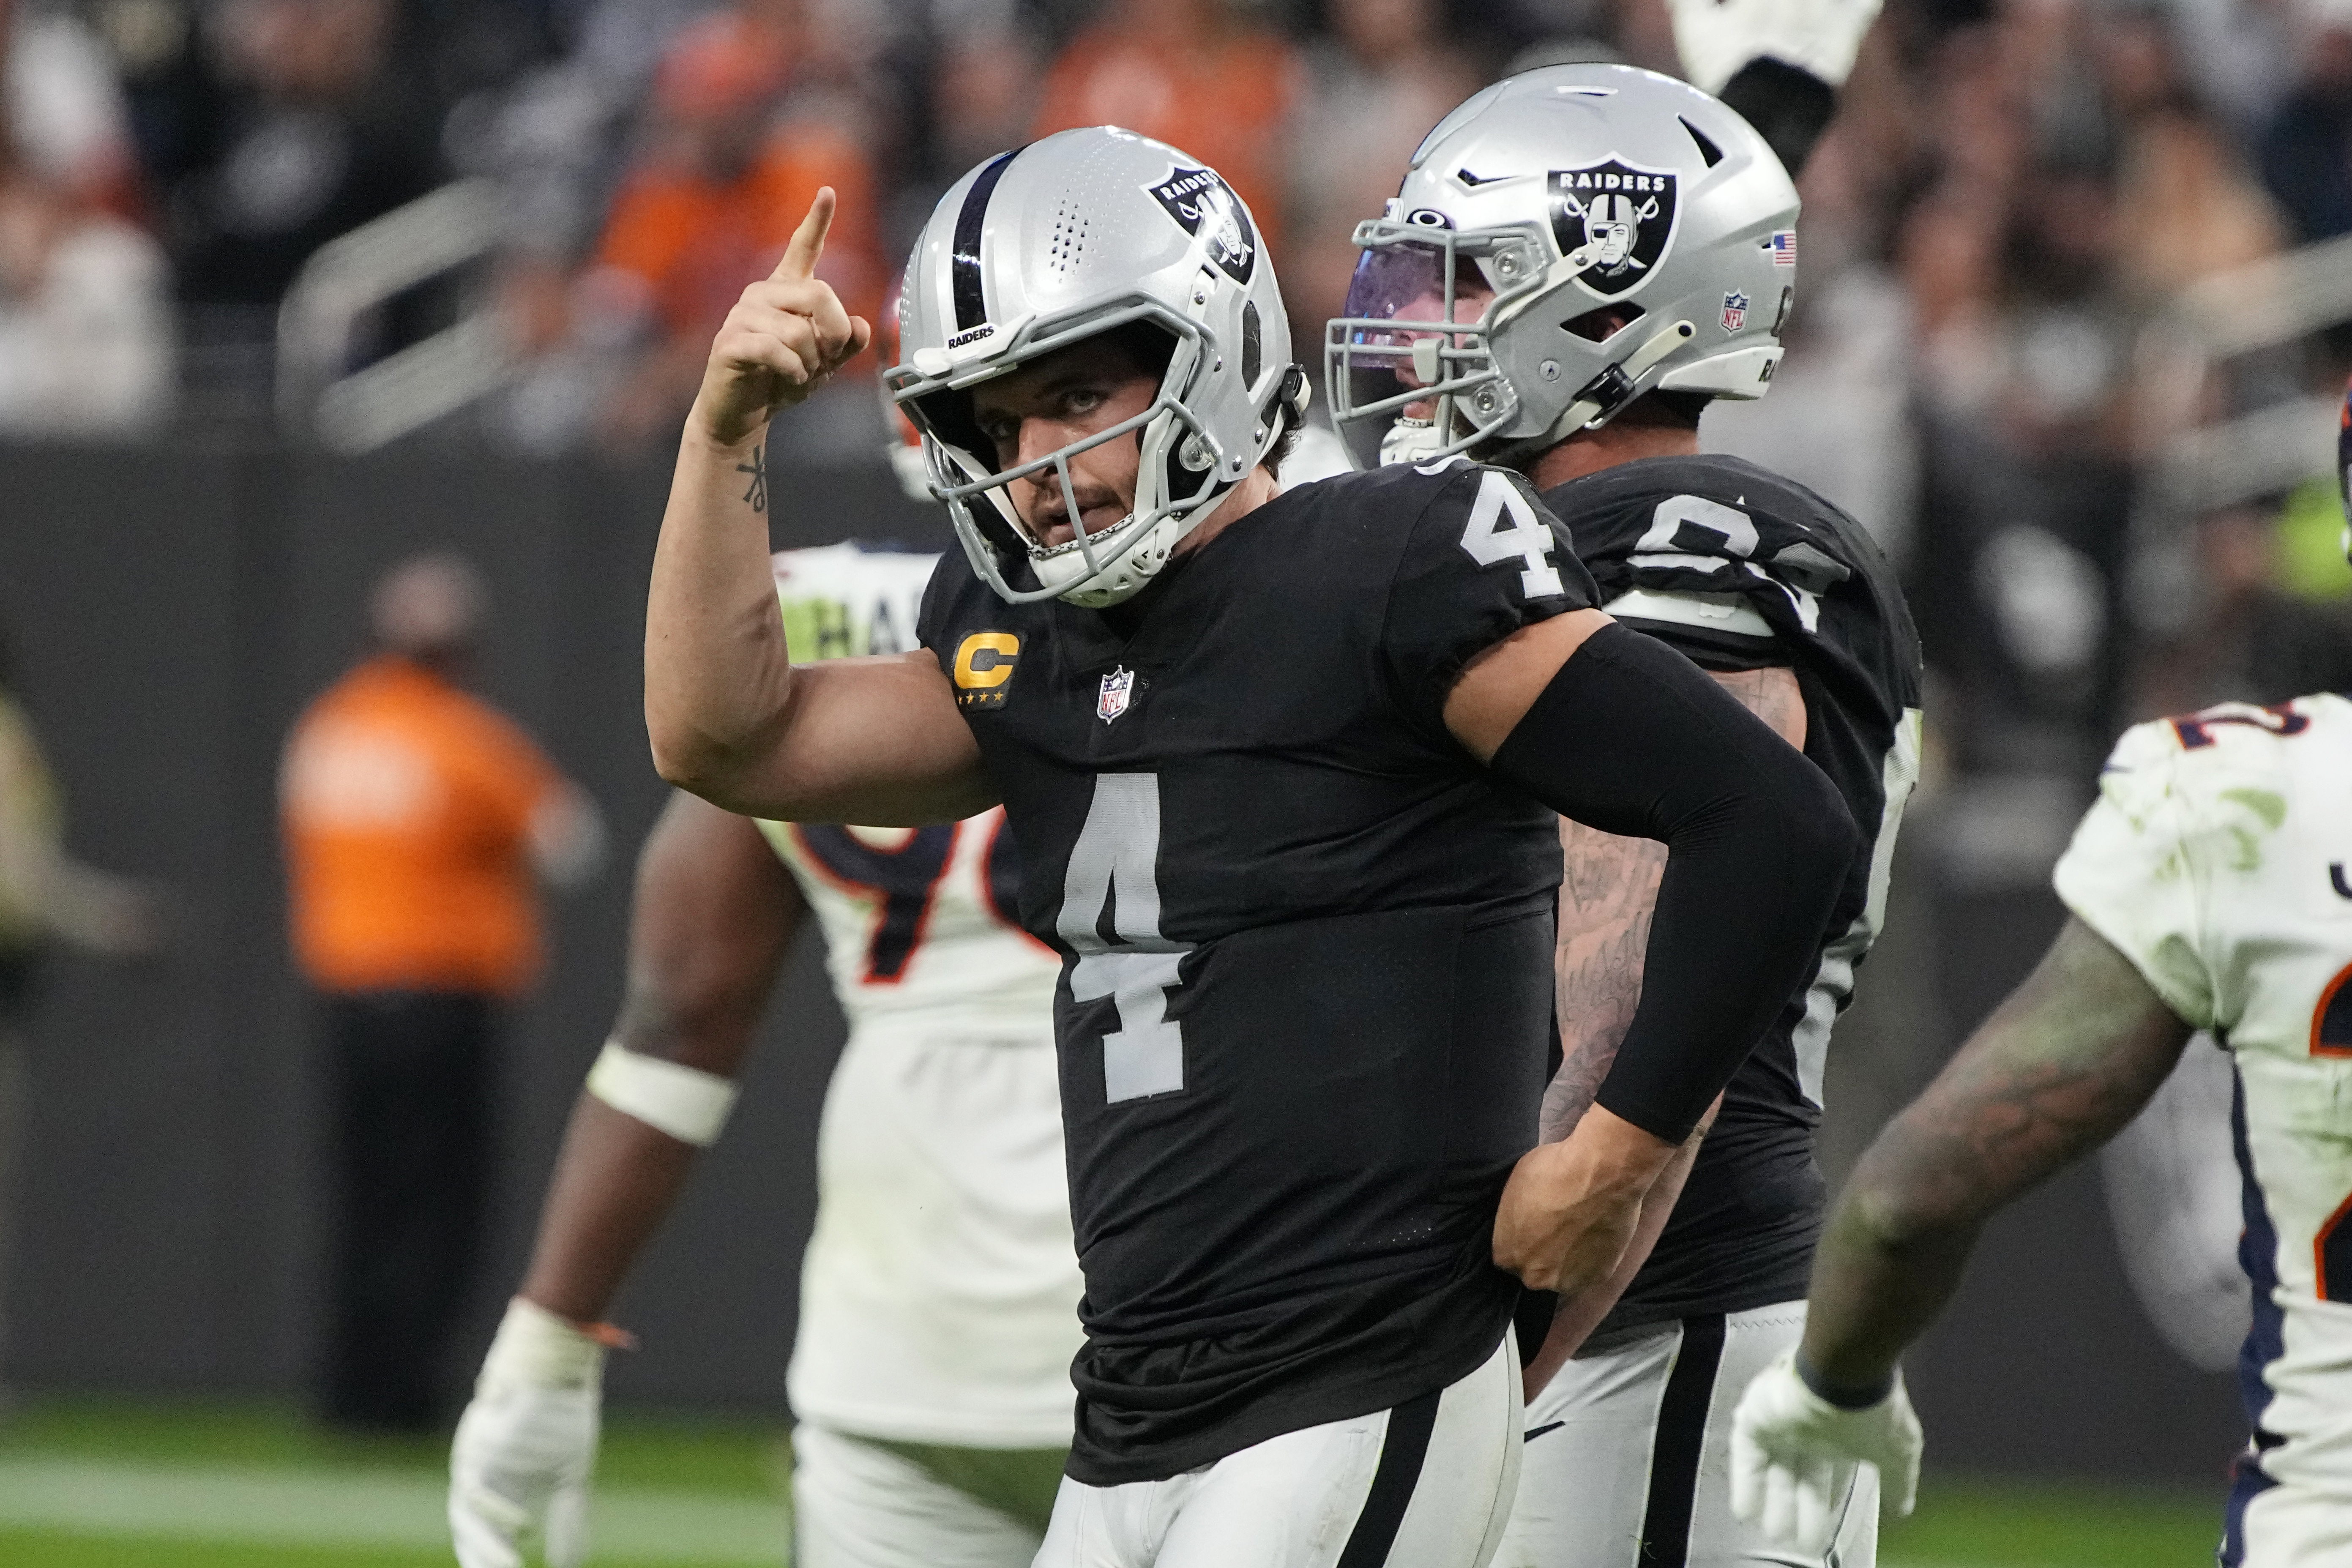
[1326,64,1800,470]
[888,128,1303,607]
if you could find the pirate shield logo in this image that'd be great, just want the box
[1548,159,1680,298]
[1147,166,1257,284]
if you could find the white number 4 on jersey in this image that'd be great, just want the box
[1459,470,1565,600]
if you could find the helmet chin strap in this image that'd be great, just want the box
[1380,416,1451,467]
[1486,317,1696,469]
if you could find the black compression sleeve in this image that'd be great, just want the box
[1487,623,1859,1143]
[1719,58,1838,180]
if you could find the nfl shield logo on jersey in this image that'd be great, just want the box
[1721,290,1750,332]
[1098,665,1136,724]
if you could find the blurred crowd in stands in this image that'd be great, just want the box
[2,0,2351,784]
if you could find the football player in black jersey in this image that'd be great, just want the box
[644,131,1859,1568]
[1328,61,1921,1568]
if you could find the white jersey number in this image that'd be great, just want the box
[1459,470,1565,600]
[1059,774,1191,1103]
[1632,494,1823,633]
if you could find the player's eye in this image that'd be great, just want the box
[1062,386,1107,419]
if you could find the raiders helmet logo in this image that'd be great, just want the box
[1147,166,1257,284]
[1548,160,1680,299]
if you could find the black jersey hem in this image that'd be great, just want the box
[1063,1303,1515,1487]
[1612,615,1794,673]
[1593,1267,1816,1338]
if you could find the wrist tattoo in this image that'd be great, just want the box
[737,445,768,514]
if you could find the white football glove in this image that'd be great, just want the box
[1668,0,1883,93]
[450,1298,608,1568]
[1729,1349,1921,1553]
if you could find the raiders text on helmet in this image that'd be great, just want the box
[1326,65,1801,470]
[888,128,1303,608]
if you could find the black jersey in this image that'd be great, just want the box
[1540,454,1924,1331]
[918,461,1596,1485]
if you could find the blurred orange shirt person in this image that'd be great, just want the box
[282,563,591,999]
[593,9,882,344]
[283,657,566,997]
[1030,0,1300,255]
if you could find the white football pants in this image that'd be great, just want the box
[1499,1301,1878,1568]
[1033,1330,1522,1568]
[2231,1478,2352,1566]
[794,1423,1046,1568]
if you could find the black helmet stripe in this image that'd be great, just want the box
[952,147,1024,332]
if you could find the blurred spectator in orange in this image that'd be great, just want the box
[166,0,440,308]
[282,553,602,1433]
[0,619,157,1401]
[0,140,175,435]
[1286,0,1480,330]
[587,0,882,446]
[1030,0,1301,258]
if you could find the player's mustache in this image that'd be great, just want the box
[1028,479,1125,538]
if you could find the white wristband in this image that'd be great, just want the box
[585,1040,738,1147]
[480,1297,606,1393]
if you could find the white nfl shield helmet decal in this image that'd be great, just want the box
[1721,290,1750,332]
[1098,666,1136,724]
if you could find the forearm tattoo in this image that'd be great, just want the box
[1543,662,1805,1144]
[1862,956,2188,1227]
[1547,822,1666,1142]
[737,445,768,514]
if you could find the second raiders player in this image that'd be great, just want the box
[1330,63,1921,1568]
[643,128,1858,1564]
[449,545,1080,1568]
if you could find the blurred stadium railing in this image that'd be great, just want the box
[277,181,513,455]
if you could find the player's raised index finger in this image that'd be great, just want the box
[773,188,838,282]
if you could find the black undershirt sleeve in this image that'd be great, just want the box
[1486,622,1859,1144]
[1718,58,1839,180]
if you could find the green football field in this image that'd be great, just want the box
[0,1398,2225,1566]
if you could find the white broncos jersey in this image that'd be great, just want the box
[2053,694,2352,1541]
[760,544,1079,1448]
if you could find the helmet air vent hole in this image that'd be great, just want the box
[1562,302,1645,343]
[1679,117,1724,168]
[1241,301,1262,389]
[1050,202,1089,272]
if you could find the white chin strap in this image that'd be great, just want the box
[1380,417,1451,467]
[1032,511,1164,608]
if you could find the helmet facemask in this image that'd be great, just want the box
[893,299,1264,609]
[1325,219,1557,470]
[1329,214,1705,471]
[1326,65,1803,475]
